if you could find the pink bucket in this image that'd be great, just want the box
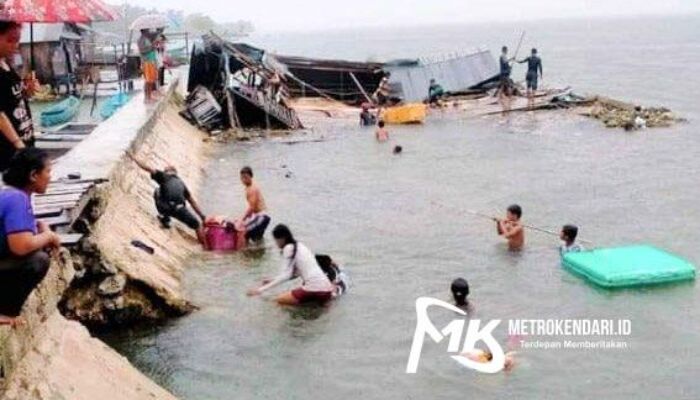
[205,222,245,252]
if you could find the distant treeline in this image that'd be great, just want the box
[93,4,254,40]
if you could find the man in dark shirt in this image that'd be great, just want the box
[497,46,514,114]
[359,103,376,127]
[127,151,207,244]
[0,22,37,171]
[518,48,543,108]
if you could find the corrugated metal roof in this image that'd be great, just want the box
[384,50,499,102]
[20,23,82,43]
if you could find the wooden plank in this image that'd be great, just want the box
[34,207,63,218]
[35,134,85,142]
[43,187,92,196]
[33,199,78,208]
[35,141,77,150]
[37,213,72,227]
[35,193,83,201]
[59,233,84,247]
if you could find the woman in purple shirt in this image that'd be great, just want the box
[0,148,60,326]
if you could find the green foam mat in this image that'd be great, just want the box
[562,245,696,288]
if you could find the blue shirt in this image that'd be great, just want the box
[0,188,36,257]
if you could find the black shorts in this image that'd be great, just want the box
[526,73,538,90]
[245,214,271,241]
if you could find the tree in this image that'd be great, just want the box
[184,13,216,34]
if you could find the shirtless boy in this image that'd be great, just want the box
[239,166,271,242]
[495,204,524,251]
[376,120,389,142]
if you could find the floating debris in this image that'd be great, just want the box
[585,99,682,130]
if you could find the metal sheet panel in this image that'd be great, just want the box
[384,50,499,102]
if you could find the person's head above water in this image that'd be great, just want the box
[451,278,470,306]
[3,148,52,194]
[507,204,522,221]
[393,145,403,154]
[378,120,385,128]
[502,46,508,54]
[561,224,579,244]
[240,166,253,186]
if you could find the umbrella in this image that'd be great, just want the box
[129,14,169,31]
[0,0,119,71]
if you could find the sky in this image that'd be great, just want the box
[122,0,700,32]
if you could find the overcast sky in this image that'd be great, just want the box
[122,0,700,32]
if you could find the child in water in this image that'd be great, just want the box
[461,349,516,372]
[451,278,473,313]
[559,224,584,257]
[494,204,524,251]
[375,120,389,142]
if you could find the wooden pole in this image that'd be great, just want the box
[349,71,372,104]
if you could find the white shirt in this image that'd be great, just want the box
[259,243,333,293]
[559,242,584,257]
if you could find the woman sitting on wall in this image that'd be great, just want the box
[0,148,60,326]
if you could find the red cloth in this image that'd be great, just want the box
[0,0,118,23]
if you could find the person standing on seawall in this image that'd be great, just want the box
[0,22,39,171]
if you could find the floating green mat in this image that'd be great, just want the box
[562,245,696,288]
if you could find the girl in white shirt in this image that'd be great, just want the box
[247,224,334,305]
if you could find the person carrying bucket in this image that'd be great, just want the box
[238,166,271,243]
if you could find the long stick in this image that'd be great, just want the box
[349,71,372,104]
[430,200,593,245]
[513,30,526,61]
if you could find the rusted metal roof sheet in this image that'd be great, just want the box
[384,49,499,102]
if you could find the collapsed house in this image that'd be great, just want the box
[186,35,303,131]
[185,33,500,131]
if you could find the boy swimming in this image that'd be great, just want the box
[559,224,584,256]
[375,120,389,142]
[494,204,524,251]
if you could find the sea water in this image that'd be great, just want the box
[104,14,700,399]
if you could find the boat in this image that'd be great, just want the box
[99,92,130,120]
[381,103,428,124]
[40,96,80,127]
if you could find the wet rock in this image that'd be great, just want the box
[103,295,126,311]
[98,274,127,297]
[94,261,118,276]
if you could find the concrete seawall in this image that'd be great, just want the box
[1,76,208,399]
[60,89,206,327]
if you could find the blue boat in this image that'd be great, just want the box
[100,92,130,120]
[40,96,80,127]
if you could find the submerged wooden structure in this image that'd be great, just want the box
[274,55,384,104]
[187,34,302,131]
